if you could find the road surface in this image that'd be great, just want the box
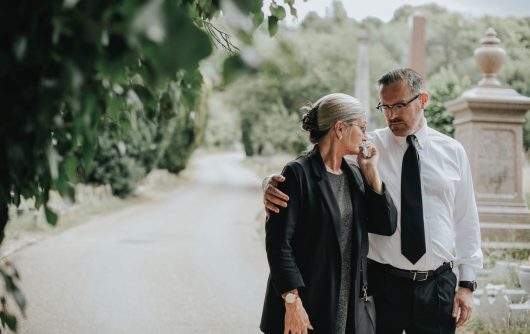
[11,151,270,333]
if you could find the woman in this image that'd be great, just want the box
[260,93,397,334]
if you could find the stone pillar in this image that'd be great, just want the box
[409,12,426,79]
[355,23,373,129]
[445,28,530,246]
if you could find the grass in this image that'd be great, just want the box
[459,317,530,334]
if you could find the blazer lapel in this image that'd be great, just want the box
[309,146,342,245]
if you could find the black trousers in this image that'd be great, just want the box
[368,261,457,334]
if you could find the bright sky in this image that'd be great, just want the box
[269,0,530,22]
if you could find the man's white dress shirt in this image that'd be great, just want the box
[365,119,483,281]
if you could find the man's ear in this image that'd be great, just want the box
[420,92,430,109]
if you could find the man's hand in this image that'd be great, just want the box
[263,174,289,216]
[284,297,313,334]
[452,287,474,327]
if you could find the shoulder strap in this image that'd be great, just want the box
[361,256,368,301]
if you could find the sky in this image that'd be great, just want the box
[266,0,530,22]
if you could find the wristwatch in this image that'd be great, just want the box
[283,292,298,304]
[458,280,477,292]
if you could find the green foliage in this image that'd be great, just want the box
[1,0,215,233]
[88,130,147,198]
[158,72,209,174]
[219,4,530,157]
[424,67,471,136]
[1,0,297,329]
[223,16,361,156]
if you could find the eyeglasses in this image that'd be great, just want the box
[376,94,421,114]
[350,123,367,134]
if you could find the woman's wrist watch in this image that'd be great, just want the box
[458,280,477,292]
[283,291,299,304]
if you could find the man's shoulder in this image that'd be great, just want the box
[427,127,464,150]
[426,127,470,164]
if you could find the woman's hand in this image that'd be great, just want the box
[284,297,313,334]
[357,144,383,193]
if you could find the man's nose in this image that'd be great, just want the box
[387,111,398,119]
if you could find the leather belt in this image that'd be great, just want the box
[368,259,453,282]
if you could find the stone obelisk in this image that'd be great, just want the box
[409,12,426,79]
[355,23,373,129]
[445,28,530,246]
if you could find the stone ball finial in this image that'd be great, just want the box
[474,27,506,87]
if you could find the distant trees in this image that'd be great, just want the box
[216,4,530,156]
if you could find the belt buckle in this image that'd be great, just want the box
[412,271,429,282]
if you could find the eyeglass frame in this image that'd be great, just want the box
[350,123,367,135]
[376,93,422,114]
[340,121,367,135]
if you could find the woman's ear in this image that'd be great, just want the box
[334,122,343,139]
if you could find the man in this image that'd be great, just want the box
[262,68,483,333]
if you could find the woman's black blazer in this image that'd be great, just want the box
[260,145,397,334]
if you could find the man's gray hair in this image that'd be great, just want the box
[377,68,425,94]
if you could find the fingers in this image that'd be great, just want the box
[453,295,473,328]
[263,182,289,214]
[451,297,459,319]
[266,184,290,201]
[266,192,288,208]
[456,304,472,327]
[265,202,280,214]
[271,174,286,184]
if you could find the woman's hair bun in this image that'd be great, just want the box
[301,103,318,132]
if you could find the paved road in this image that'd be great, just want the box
[12,152,269,333]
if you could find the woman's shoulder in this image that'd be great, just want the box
[282,154,312,177]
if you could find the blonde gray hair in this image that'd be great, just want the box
[301,93,365,144]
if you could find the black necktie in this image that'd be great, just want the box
[401,135,425,264]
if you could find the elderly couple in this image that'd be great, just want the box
[259,68,483,334]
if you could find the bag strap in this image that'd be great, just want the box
[360,255,368,301]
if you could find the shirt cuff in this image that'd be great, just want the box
[458,264,476,281]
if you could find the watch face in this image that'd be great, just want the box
[285,293,297,303]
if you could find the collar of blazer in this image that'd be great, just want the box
[307,145,365,194]
[307,145,366,245]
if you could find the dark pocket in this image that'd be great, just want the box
[437,270,457,316]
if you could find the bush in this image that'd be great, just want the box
[158,71,209,173]
[88,130,146,198]
[425,67,471,136]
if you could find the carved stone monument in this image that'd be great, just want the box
[445,28,530,246]
[409,12,426,79]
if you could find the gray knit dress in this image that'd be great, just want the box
[327,170,353,334]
